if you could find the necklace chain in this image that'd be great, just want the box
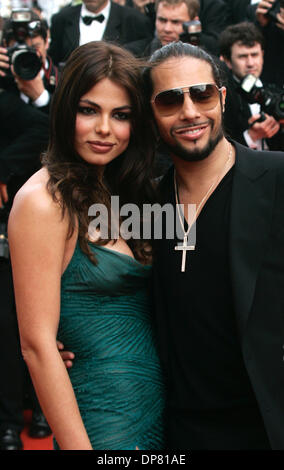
[174,143,233,236]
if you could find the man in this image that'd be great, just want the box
[144,0,226,56]
[48,0,154,65]
[219,21,282,151]
[254,0,284,88]
[61,41,284,449]
[0,11,55,450]
[0,91,50,450]
[144,41,284,450]
[0,14,58,114]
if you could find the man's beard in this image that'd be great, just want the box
[160,121,224,163]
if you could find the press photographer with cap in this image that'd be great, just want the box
[0,8,58,114]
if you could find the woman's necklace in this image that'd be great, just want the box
[174,143,233,272]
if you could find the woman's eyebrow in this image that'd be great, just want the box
[79,99,132,111]
[79,99,100,107]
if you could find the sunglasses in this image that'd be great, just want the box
[151,83,222,116]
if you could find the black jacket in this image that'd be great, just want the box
[0,91,49,220]
[154,141,284,449]
[48,2,154,64]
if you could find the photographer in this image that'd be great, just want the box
[219,21,283,151]
[0,9,58,114]
[0,10,56,451]
[0,89,50,450]
[143,0,227,57]
[254,0,284,88]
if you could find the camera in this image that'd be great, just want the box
[144,2,156,20]
[0,223,9,260]
[7,44,42,80]
[179,20,202,46]
[239,74,284,121]
[3,9,44,80]
[266,0,284,22]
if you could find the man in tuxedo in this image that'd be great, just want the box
[219,21,283,150]
[48,0,154,65]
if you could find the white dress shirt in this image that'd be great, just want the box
[79,1,111,45]
[243,103,268,150]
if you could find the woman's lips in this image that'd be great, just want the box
[87,141,115,153]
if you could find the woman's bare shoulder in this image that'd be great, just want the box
[9,167,68,236]
[12,167,53,211]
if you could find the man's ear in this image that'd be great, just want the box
[221,86,227,113]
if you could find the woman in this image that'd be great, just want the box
[8,41,165,450]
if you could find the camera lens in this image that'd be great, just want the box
[12,49,42,80]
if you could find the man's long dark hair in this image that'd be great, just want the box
[143,41,225,101]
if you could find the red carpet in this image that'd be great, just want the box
[21,410,53,450]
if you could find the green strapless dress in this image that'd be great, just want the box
[56,241,165,450]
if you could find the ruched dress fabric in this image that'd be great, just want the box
[55,241,165,450]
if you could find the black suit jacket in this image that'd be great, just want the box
[222,0,255,24]
[0,91,49,221]
[198,0,228,56]
[154,141,284,449]
[48,2,153,65]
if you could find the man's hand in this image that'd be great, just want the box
[256,0,284,30]
[12,68,45,102]
[57,341,75,369]
[248,113,281,141]
[276,7,284,30]
[0,182,8,208]
[0,47,10,77]
[256,0,275,26]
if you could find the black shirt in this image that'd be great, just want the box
[153,165,270,449]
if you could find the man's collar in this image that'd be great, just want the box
[81,1,111,20]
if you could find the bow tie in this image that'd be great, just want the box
[82,14,105,25]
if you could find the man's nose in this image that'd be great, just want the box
[164,20,173,31]
[179,92,201,120]
[246,55,255,68]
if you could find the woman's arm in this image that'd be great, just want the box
[8,180,92,450]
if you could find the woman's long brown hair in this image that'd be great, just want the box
[42,41,156,264]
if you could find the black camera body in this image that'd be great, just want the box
[3,9,44,80]
[266,0,284,21]
[179,20,202,46]
[7,43,42,80]
[239,74,284,121]
[0,223,9,261]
